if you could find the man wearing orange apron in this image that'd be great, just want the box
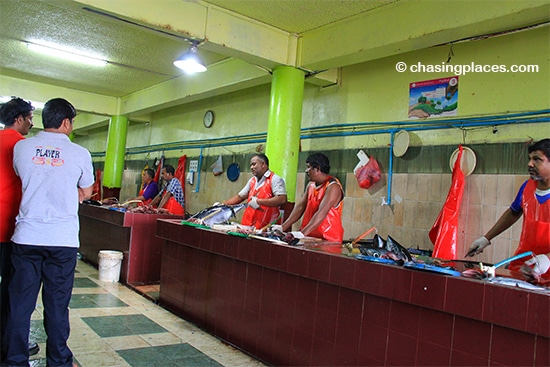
[223,154,287,229]
[467,139,550,281]
[151,164,185,215]
[128,168,158,205]
[282,153,344,243]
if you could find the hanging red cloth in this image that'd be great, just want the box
[429,145,466,260]
[153,156,164,184]
[91,169,102,201]
[174,155,187,209]
[174,155,186,188]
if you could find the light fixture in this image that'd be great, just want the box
[173,41,207,73]
[25,41,108,67]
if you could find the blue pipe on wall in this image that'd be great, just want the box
[89,110,549,157]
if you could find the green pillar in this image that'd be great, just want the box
[265,66,305,202]
[103,115,128,188]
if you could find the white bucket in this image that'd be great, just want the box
[98,250,123,282]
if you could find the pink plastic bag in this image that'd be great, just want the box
[355,157,381,189]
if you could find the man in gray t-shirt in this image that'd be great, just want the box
[2,98,94,367]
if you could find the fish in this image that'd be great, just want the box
[373,234,386,249]
[487,277,550,293]
[358,234,411,264]
[189,204,245,226]
[386,236,412,262]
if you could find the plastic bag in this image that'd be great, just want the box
[355,157,381,189]
[211,154,223,176]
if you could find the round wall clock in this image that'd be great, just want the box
[203,110,214,128]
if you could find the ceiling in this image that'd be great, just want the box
[1,0,548,128]
[0,0,397,98]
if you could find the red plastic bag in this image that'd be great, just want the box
[355,157,381,189]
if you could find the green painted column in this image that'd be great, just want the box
[265,66,305,202]
[103,115,128,188]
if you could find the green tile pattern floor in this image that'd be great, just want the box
[27,321,82,367]
[70,293,128,308]
[117,344,224,367]
[30,320,46,343]
[82,314,167,337]
[73,277,100,288]
[24,260,265,367]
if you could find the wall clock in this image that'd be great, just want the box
[203,110,214,128]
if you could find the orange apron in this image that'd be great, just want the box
[137,185,153,206]
[301,176,344,243]
[165,196,184,215]
[509,180,550,279]
[241,173,280,229]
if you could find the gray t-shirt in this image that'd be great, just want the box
[12,131,94,247]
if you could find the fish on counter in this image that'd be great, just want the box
[357,234,412,265]
[186,203,245,227]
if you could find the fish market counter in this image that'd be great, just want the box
[78,204,182,285]
[157,220,549,367]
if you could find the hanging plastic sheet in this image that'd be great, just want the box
[91,169,102,201]
[153,156,164,184]
[174,155,187,187]
[429,145,465,260]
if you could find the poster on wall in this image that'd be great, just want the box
[408,76,458,119]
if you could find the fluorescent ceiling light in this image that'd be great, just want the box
[26,42,107,67]
[173,42,207,73]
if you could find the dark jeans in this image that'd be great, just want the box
[1,244,77,367]
[0,241,14,355]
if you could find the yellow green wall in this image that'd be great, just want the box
[79,26,548,158]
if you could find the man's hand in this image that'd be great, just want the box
[466,237,490,257]
[521,254,550,280]
[248,196,260,209]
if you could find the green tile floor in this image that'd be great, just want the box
[26,260,266,367]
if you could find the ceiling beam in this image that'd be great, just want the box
[120,58,272,117]
[0,74,117,117]
[299,0,550,70]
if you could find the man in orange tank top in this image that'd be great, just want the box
[467,139,550,282]
[282,153,344,243]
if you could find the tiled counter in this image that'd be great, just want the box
[78,204,182,285]
[157,220,549,366]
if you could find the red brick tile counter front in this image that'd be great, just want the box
[78,204,182,285]
[157,219,549,366]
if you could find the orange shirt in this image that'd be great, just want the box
[0,129,25,242]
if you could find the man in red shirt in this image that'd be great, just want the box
[0,97,39,355]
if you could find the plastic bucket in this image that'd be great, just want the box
[98,250,123,282]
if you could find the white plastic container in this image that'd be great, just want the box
[98,250,123,282]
